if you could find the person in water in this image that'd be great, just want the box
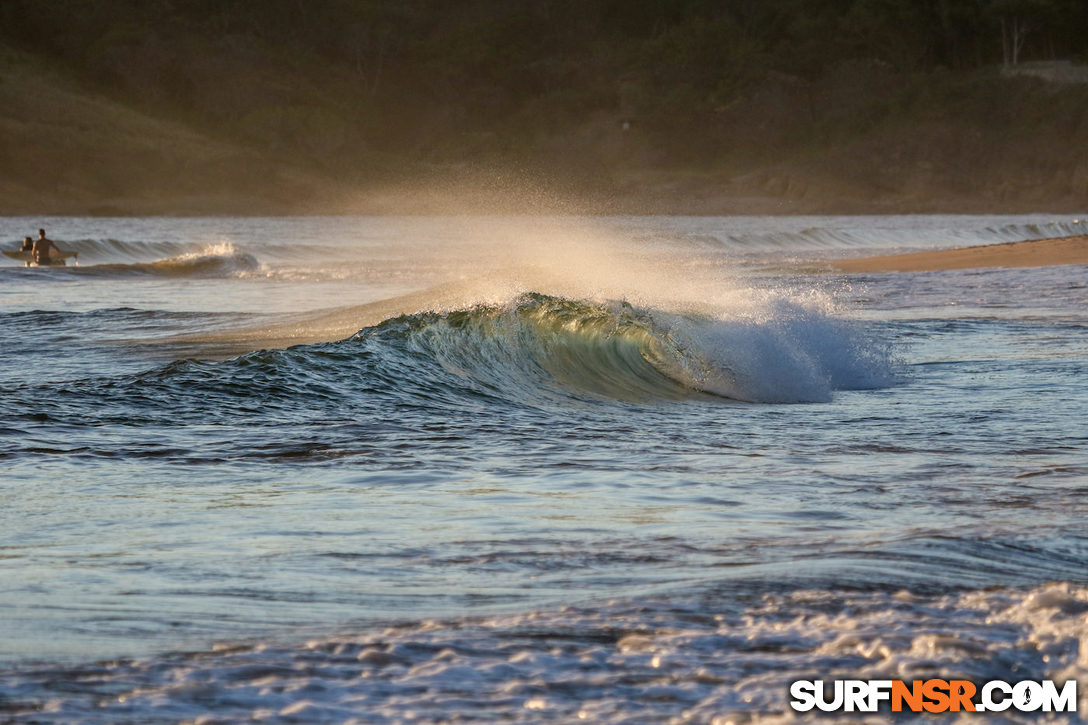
[20,236,33,251]
[32,228,61,265]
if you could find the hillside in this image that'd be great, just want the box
[0,48,357,215]
[1,1,1087,215]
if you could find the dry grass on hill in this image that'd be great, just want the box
[0,48,344,215]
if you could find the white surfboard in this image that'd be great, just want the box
[3,249,78,267]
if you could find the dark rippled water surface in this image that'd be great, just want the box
[1,215,1087,722]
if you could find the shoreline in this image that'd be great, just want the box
[831,234,1088,273]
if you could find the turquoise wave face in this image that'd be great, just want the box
[95,293,892,414]
[0,295,899,469]
[348,293,897,405]
[355,293,697,405]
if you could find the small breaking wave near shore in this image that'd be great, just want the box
[0,241,261,278]
[4,581,1085,724]
[82,246,260,278]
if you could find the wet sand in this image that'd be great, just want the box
[833,235,1088,273]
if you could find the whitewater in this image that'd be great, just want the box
[1,215,1086,723]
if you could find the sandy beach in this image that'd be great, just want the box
[833,234,1088,272]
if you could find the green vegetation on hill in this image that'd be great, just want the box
[1,0,1087,214]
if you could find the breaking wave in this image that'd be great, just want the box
[352,293,895,404]
[12,243,261,278]
[136,292,897,407]
[125,246,260,277]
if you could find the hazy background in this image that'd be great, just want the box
[1,0,1087,215]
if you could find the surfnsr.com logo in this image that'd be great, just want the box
[790,679,1078,713]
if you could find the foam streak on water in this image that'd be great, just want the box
[1,215,1087,722]
[4,583,1087,723]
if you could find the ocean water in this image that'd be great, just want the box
[1,214,1087,723]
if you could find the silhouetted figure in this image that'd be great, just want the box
[32,228,61,265]
[20,236,32,251]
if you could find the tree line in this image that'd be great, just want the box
[1,0,1085,177]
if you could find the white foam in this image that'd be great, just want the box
[4,583,1084,723]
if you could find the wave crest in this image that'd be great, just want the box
[351,293,897,404]
[142,244,260,277]
[43,242,262,278]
